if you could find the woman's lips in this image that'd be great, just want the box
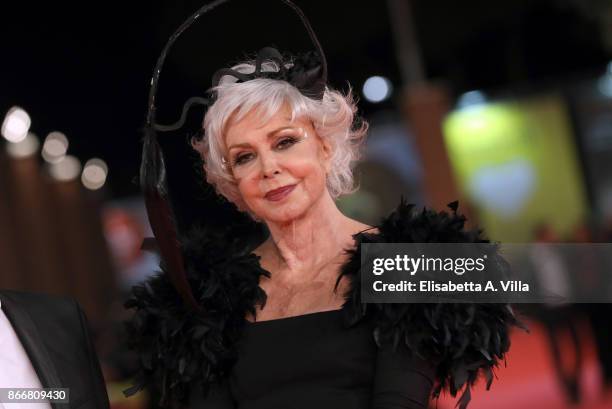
[265,184,296,201]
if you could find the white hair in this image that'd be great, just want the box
[191,60,368,212]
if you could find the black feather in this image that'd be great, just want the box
[337,198,526,407]
[124,221,268,406]
[125,198,526,408]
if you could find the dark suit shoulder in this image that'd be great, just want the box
[0,289,110,409]
[1,290,89,373]
[1,289,76,317]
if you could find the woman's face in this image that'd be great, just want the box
[224,104,332,223]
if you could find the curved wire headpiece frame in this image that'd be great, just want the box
[146,0,327,132]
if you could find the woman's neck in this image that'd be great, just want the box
[260,193,368,284]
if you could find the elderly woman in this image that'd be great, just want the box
[125,2,520,409]
[198,75,373,322]
[195,72,433,409]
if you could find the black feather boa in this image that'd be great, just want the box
[125,199,525,408]
[124,222,269,407]
[336,199,526,409]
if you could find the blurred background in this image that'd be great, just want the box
[1,0,612,408]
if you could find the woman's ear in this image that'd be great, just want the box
[319,135,333,174]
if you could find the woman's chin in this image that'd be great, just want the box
[258,202,309,224]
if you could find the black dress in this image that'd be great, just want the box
[126,201,521,409]
[201,308,436,409]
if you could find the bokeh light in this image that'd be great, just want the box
[48,155,82,181]
[5,132,40,158]
[81,158,108,190]
[42,131,69,164]
[362,76,392,103]
[1,106,31,143]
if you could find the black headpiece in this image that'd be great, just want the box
[139,0,328,310]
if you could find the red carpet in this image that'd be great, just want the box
[433,318,612,409]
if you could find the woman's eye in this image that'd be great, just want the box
[276,137,297,150]
[231,136,297,166]
[233,153,253,166]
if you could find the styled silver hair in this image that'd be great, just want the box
[192,61,368,213]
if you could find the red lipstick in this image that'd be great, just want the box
[265,184,296,201]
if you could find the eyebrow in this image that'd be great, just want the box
[227,126,298,152]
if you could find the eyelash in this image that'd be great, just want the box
[232,136,298,166]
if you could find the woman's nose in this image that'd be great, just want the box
[260,152,281,178]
